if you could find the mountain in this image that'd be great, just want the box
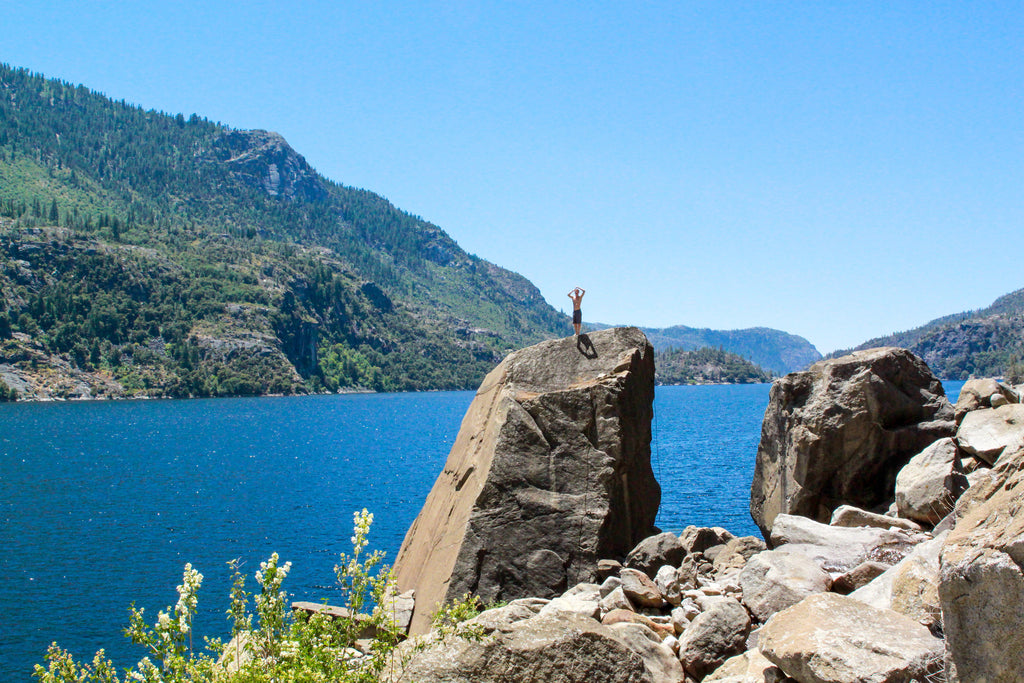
[837,288,1024,382]
[0,64,568,399]
[589,324,821,375]
[655,346,773,385]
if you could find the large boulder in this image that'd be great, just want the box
[954,378,1019,423]
[829,504,922,532]
[750,347,955,537]
[390,611,681,682]
[849,532,947,634]
[769,513,925,573]
[894,437,969,525]
[704,649,784,683]
[939,445,1024,682]
[759,593,944,683]
[393,328,659,634]
[677,597,751,680]
[954,404,1024,465]
[737,549,832,622]
[625,531,686,577]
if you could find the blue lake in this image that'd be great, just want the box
[0,381,963,680]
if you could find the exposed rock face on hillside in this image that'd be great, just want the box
[392,327,660,635]
[207,129,327,202]
[750,347,955,537]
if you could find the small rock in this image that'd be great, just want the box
[679,526,735,555]
[620,567,665,608]
[712,536,767,575]
[599,575,623,598]
[625,531,686,577]
[654,565,683,605]
[596,559,623,581]
[831,560,891,594]
[599,585,635,615]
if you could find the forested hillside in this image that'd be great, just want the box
[838,288,1024,381]
[0,64,567,399]
[655,346,773,385]
[616,324,819,375]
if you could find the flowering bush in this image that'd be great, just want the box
[33,509,405,682]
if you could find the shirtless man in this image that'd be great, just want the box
[568,287,585,336]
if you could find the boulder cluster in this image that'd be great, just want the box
[389,343,1024,683]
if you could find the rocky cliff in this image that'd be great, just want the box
[392,327,660,635]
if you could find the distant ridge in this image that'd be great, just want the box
[590,323,821,375]
[836,287,1024,381]
[0,63,568,399]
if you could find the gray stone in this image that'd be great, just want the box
[750,347,954,537]
[606,623,686,683]
[375,588,416,633]
[829,504,923,531]
[704,649,786,683]
[620,567,665,608]
[848,532,946,632]
[737,548,832,622]
[654,565,683,605]
[467,599,549,634]
[677,597,751,680]
[393,328,659,634]
[770,513,925,573]
[680,526,736,555]
[390,612,675,682]
[599,575,623,598]
[538,593,600,621]
[599,585,635,615]
[712,536,767,575]
[831,560,890,595]
[625,531,686,577]
[955,404,1024,465]
[759,593,944,683]
[895,437,969,524]
[954,378,1019,423]
[940,445,1024,683]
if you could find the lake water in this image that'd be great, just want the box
[0,381,964,680]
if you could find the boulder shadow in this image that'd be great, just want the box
[576,333,598,359]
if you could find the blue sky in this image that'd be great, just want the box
[3,2,1021,353]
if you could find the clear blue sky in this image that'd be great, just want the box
[3,2,1022,353]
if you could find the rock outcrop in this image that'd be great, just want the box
[208,129,328,202]
[393,327,659,634]
[750,347,955,537]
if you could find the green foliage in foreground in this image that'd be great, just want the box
[33,510,481,683]
[655,345,773,385]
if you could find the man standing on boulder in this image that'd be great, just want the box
[568,286,585,336]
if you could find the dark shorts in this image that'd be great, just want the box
[573,309,582,324]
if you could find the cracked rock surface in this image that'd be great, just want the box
[393,327,659,635]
